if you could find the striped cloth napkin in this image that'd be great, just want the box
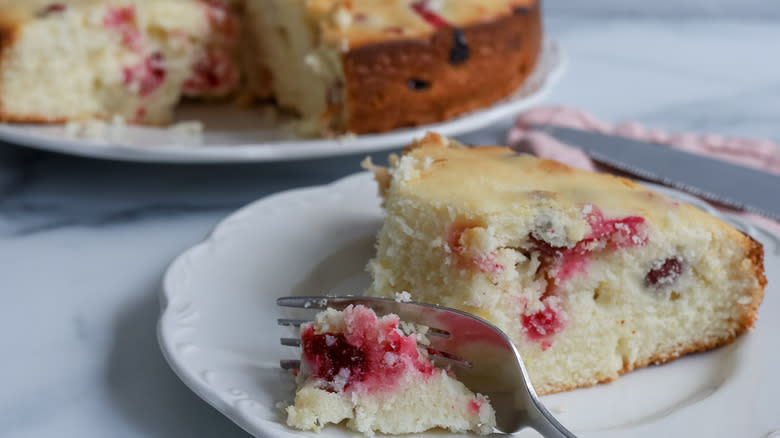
[508,106,780,235]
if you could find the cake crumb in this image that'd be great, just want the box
[170,120,203,136]
[169,121,204,146]
[394,291,412,302]
[337,132,357,143]
[304,53,325,74]
[332,7,353,29]
[65,119,106,140]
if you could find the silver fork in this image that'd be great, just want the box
[277,296,577,438]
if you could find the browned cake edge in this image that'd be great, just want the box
[0,14,26,123]
[342,2,542,134]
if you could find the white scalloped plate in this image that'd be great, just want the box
[0,41,564,163]
[158,172,780,438]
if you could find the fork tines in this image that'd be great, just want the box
[280,337,302,347]
[277,296,337,310]
[278,318,310,327]
[281,359,300,370]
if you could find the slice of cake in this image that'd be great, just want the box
[0,0,241,125]
[285,304,496,436]
[244,0,541,135]
[365,133,766,395]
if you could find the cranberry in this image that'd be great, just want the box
[302,330,367,388]
[468,398,485,416]
[123,52,167,97]
[584,207,646,249]
[410,1,449,27]
[104,6,144,52]
[183,49,240,95]
[407,78,431,91]
[134,107,147,122]
[645,257,684,288]
[38,4,66,16]
[449,29,470,65]
[522,299,566,341]
[529,206,647,290]
[300,306,435,393]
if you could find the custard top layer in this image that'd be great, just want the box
[307,0,537,49]
[391,133,734,235]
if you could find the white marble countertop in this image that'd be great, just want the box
[2,14,779,438]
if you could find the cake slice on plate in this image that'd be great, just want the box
[0,0,241,125]
[365,132,766,395]
[285,304,496,435]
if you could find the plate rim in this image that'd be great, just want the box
[157,172,372,438]
[157,171,779,437]
[0,41,566,163]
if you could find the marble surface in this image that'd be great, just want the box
[1,15,779,438]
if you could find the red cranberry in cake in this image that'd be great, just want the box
[366,133,766,395]
[410,1,449,28]
[299,304,433,393]
[285,305,496,435]
[522,298,567,343]
[123,52,167,97]
[407,78,431,91]
[104,5,144,52]
[183,48,240,97]
[645,257,685,288]
[449,29,471,65]
[37,4,67,17]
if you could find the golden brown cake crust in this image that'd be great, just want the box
[342,3,542,134]
[740,233,767,327]
[0,13,18,122]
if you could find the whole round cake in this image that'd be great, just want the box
[0,0,542,136]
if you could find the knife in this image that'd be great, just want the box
[530,124,780,221]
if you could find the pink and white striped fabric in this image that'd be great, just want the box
[508,106,780,234]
